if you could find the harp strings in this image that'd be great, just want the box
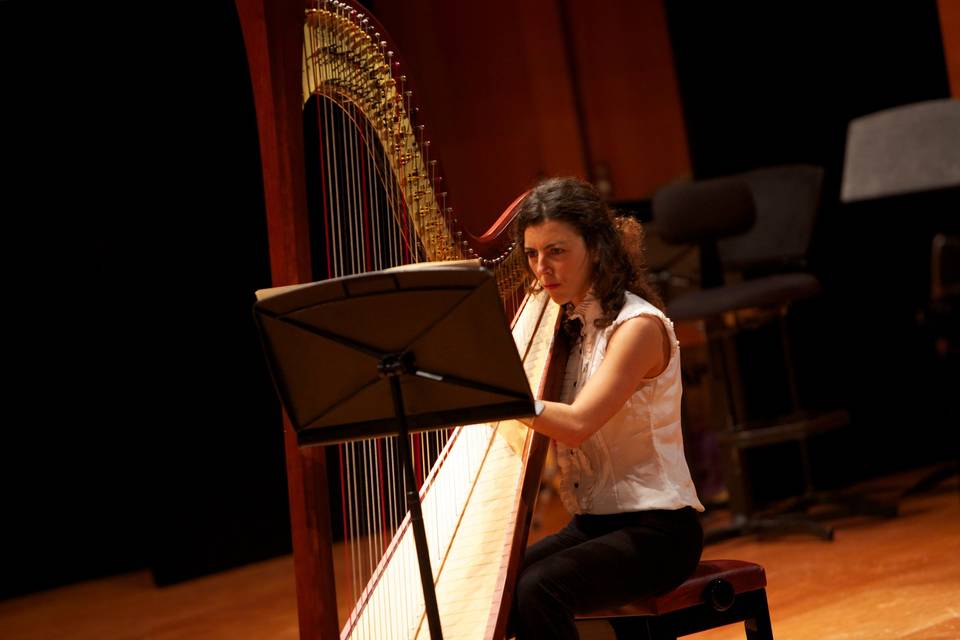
[304,3,464,629]
[302,2,541,634]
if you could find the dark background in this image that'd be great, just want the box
[1,0,955,600]
[663,2,957,502]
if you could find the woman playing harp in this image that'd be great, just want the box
[512,177,705,640]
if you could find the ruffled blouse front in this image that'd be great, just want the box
[554,292,704,515]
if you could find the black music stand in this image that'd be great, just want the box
[253,264,536,640]
[841,99,960,497]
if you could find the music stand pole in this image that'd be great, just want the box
[379,353,444,640]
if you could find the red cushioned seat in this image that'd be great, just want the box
[576,559,773,639]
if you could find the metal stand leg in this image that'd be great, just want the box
[389,375,444,640]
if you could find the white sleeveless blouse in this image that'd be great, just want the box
[555,291,705,515]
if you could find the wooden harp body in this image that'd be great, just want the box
[236,1,563,637]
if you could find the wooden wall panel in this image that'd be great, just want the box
[939,0,960,96]
[373,0,688,235]
[514,0,589,182]
[374,0,585,238]
[564,0,691,200]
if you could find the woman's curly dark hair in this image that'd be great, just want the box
[514,177,664,330]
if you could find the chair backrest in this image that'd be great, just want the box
[652,176,756,245]
[717,164,824,273]
[652,176,756,288]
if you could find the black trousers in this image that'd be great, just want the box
[513,507,703,640]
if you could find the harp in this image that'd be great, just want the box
[236,1,562,637]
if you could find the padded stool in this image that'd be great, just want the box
[576,559,773,639]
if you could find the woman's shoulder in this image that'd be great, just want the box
[615,291,668,324]
[609,292,678,349]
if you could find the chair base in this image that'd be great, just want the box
[901,460,960,497]
[704,490,899,544]
[705,512,833,544]
[707,408,899,543]
[775,489,900,521]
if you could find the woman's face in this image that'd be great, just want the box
[523,219,593,307]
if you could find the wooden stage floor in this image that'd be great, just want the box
[1,467,957,639]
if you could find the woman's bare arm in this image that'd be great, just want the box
[522,315,670,447]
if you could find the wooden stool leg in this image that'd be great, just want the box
[744,589,774,640]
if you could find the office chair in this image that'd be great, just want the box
[653,165,897,543]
